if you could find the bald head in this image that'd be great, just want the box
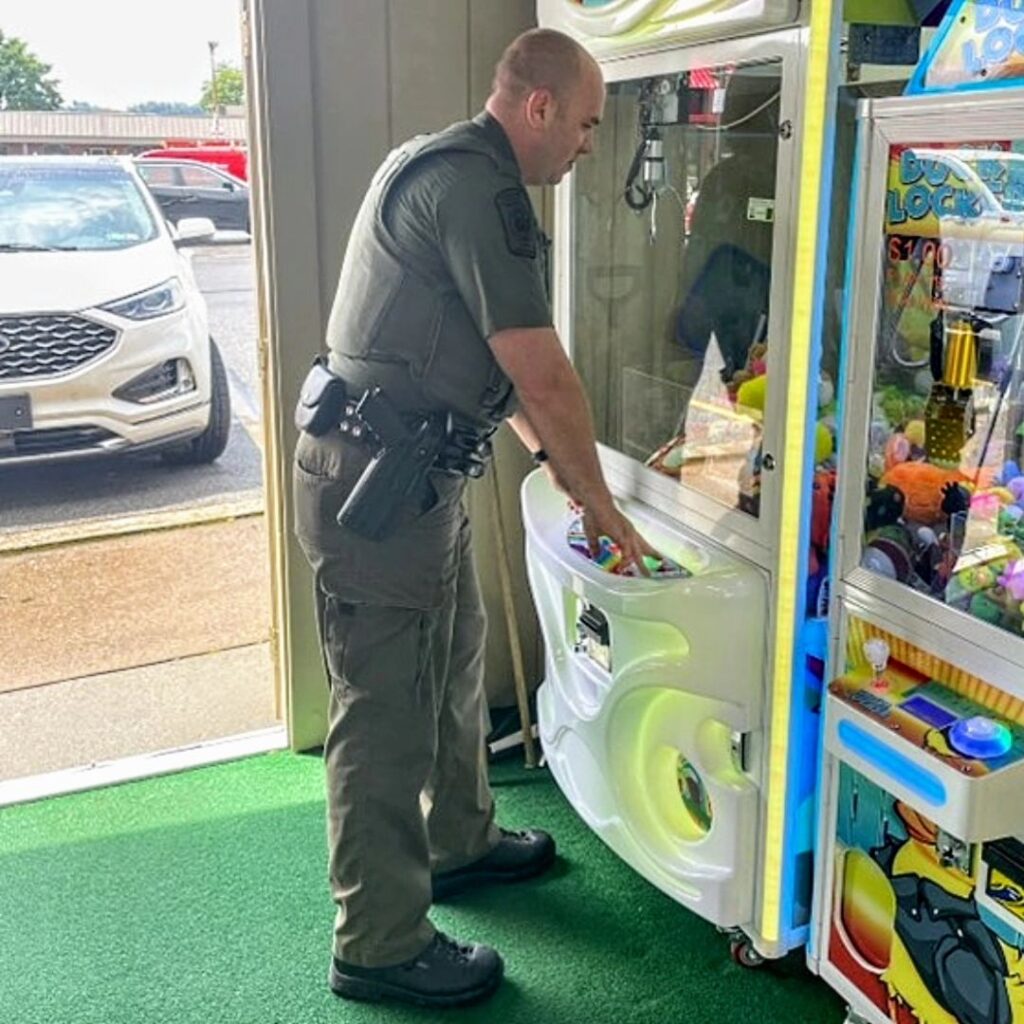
[486,28,605,186]
[492,28,595,104]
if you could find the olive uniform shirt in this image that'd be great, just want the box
[379,112,553,374]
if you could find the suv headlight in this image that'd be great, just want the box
[100,278,185,320]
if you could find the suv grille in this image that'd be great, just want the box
[5,426,119,457]
[0,315,118,381]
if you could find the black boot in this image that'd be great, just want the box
[433,828,556,901]
[329,932,503,1008]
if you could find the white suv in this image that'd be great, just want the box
[0,156,230,465]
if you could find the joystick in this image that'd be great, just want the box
[863,638,890,693]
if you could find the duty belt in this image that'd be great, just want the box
[338,392,495,479]
[294,356,495,479]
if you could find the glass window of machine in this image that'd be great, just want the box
[864,140,1024,639]
[571,61,791,518]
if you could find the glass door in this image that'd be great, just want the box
[837,92,1024,683]
[555,34,802,565]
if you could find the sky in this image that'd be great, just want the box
[0,0,244,110]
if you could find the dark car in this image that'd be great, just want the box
[135,158,250,233]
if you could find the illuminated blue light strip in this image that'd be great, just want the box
[808,118,866,963]
[837,720,947,807]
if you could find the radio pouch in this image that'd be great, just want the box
[295,357,347,436]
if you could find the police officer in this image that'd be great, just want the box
[294,27,656,1009]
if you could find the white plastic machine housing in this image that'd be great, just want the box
[824,688,1024,844]
[536,0,800,57]
[523,470,768,926]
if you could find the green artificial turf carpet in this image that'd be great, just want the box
[0,752,846,1023]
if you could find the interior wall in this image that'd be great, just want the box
[251,0,540,749]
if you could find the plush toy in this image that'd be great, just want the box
[912,526,942,587]
[884,433,912,471]
[865,485,906,531]
[862,525,915,581]
[999,560,1024,602]
[957,563,1001,594]
[809,468,836,608]
[905,419,926,451]
[880,461,965,525]
[818,373,836,410]
[969,589,1006,625]
[735,374,767,418]
[749,343,768,378]
[729,343,768,392]
[979,487,1016,506]
[1000,505,1024,532]
[815,422,834,466]
[811,470,837,553]
[735,375,833,467]
[999,461,1023,486]
[941,481,972,516]
[877,386,927,431]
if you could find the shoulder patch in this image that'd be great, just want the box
[495,187,537,259]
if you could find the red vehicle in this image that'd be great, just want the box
[139,143,248,181]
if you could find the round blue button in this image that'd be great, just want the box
[949,716,1013,760]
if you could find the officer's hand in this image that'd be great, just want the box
[582,504,662,577]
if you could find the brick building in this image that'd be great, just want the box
[0,110,247,156]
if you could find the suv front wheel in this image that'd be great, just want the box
[162,339,231,465]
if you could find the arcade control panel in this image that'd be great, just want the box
[825,643,1024,842]
[830,667,1022,775]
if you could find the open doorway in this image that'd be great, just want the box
[0,0,283,797]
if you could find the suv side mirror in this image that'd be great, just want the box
[174,217,217,246]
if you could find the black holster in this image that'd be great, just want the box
[336,388,447,541]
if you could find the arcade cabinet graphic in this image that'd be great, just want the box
[830,767,1024,1024]
[819,623,1024,1023]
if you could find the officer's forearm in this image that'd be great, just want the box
[514,372,615,517]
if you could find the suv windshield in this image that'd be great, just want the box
[0,164,158,252]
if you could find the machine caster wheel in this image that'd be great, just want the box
[730,939,765,968]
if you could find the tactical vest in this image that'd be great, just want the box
[325,118,525,428]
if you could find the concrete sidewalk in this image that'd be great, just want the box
[0,643,277,781]
[0,514,278,781]
[1,515,271,692]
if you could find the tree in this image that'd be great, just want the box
[0,30,62,110]
[129,100,206,116]
[200,64,244,112]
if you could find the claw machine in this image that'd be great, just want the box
[812,3,1024,1021]
[524,0,845,963]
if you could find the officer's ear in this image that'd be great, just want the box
[524,87,558,131]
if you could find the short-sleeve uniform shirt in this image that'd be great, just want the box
[383,113,553,343]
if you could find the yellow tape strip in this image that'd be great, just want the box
[760,2,839,946]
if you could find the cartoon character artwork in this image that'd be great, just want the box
[828,766,1024,1024]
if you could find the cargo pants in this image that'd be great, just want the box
[293,430,501,968]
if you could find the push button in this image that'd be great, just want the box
[949,716,1013,760]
